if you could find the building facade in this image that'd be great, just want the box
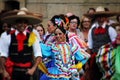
[0,0,120,28]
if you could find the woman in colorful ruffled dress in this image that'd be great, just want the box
[38,15,89,80]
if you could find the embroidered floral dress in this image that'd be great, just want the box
[39,42,88,80]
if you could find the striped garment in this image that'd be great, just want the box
[68,32,88,50]
[96,43,115,80]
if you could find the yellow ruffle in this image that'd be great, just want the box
[38,62,48,74]
[71,62,83,71]
[28,32,37,47]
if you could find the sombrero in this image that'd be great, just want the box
[116,11,120,16]
[84,6,116,18]
[110,23,120,28]
[1,7,42,25]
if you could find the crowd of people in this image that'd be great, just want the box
[0,6,120,80]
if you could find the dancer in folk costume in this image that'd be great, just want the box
[96,23,120,80]
[0,8,43,80]
[111,23,120,80]
[38,15,90,80]
[84,6,117,80]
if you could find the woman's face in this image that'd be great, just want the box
[54,28,66,43]
[36,26,44,36]
[47,21,56,33]
[69,19,78,30]
[82,17,91,29]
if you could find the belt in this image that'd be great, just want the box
[14,67,28,72]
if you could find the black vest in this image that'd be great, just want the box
[9,32,33,63]
[91,25,111,53]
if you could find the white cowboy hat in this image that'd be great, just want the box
[1,7,42,24]
[84,6,116,18]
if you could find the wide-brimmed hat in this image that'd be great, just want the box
[116,11,120,16]
[110,23,120,28]
[1,7,43,24]
[84,6,116,18]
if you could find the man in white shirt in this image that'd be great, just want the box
[0,9,42,80]
[84,6,117,80]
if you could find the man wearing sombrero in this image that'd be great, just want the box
[84,6,117,80]
[0,8,43,80]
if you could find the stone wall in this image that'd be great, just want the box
[0,0,120,28]
[25,0,120,28]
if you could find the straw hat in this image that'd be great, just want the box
[1,7,42,25]
[84,6,116,18]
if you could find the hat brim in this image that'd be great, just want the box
[116,12,120,16]
[0,10,19,19]
[110,23,120,28]
[84,11,116,18]
[2,14,42,25]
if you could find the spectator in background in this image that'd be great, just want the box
[116,15,120,23]
[87,8,95,14]
[68,15,84,40]
[68,15,90,79]
[86,8,96,25]
[66,12,74,18]
[0,23,12,39]
[80,16,92,43]
[35,24,45,42]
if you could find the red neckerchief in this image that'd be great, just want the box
[94,26,106,35]
[16,32,26,52]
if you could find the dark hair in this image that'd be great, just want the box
[51,15,68,42]
[116,15,120,22]
[50,15,66,32]
[104,7,109,11]
[37,24,45,35]
[87,8,95,13]
[55,26,68,42]
[2,23,11,28]
[68,15,80,27]
[50,15,60,26]
[59,14,66,24]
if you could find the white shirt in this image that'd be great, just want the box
[88,22,117,49]
[0,30,42,58]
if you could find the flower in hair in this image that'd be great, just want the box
[55,18,62,27]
